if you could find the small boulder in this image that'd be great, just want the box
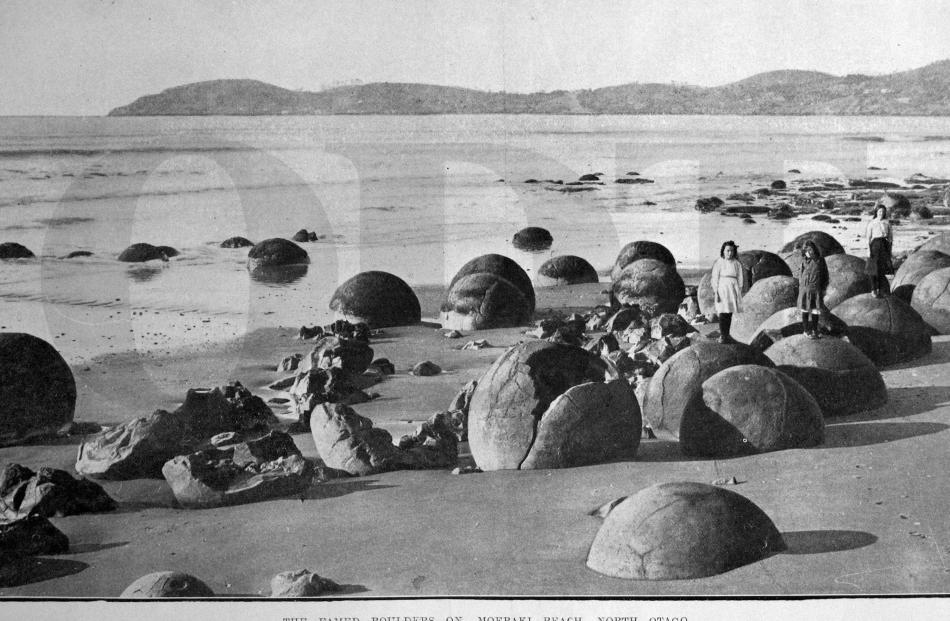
[536,255,599,286]
[770,180,787,190]
[911,266,950,334]
[680,365,824,457]
[0,242,34,259]
[292,229,310,243]
[0,515,69,557]
[270,569,341,597]
[832,294,933,366]
[730,275,800,344]
[62,250,93,258]
[277,353,303,373]
[307,335,374,375]
[604,306,646,334]
[649,313,695,339]
[610,241,676,281]
[329,271,421,328]
[440,273,532,330]
[411,361,441,376]
[220,236,254,248]
[512,226,553,251]
[368,358,396,376]
[246,238,309,270]
[695,197,724,213]
[611,259,685,316]
[120,571,215,598]
[586,482,785,580]
[117,243,170,262]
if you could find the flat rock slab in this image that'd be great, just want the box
[587,482,786,580]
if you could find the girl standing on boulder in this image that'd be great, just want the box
[797,240,829,339]
[865,205,893,298]
[711,240,747,343]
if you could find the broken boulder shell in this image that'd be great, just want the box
[891,249,950,302]
[611,258,685,316]
[440,272,532,330]
[270,569,341,597]
[587,482,785,580]
[764,335,887,417]
[329,271,421,328]
[642,341,773,440]
[832,293,933,366]
[310,403,407,475]
[610,241,676,281]
[910,266,950,334]
[449,254,535,314]
[730,275,799,344]
[536,255,599,286]
[467,341,617,471]
[120,571,215,598]
[680,365,824,457]
[0,333,76,447]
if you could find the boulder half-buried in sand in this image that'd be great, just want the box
[119,571,215,598]
[680,365,824,457]
[329,271,421,328]
[449,254,535,314]
[246,238,309,270]
[586,482,785,580]
[536,255,599,286]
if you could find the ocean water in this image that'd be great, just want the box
[2,114,950,364]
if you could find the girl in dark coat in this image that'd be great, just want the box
[798,240,829,339]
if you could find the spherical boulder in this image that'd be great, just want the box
[441,273,532,330]
[642,341,774,440]
[738,249,791,283]
[220,236,254,248]
[823,253,882,308]
[586,482,786,580]
[246,238,309,270]
[680,365,824,457]
[764,334,887,417]
[892,250,950,302]
[536,255,599,286]
[832,294,933,366]
[915,232,950,256]
[117,243,167,262]
[610,241,676,281]
[778,231,845,260]
[730,275,799,344]
[611,258,685,316]
[0,242,35,259]
[511,226,553,251]
[468,341,623,470]
[911,266,950,334]
[329,271,421,328]
[119,571,215,598]
[748,306,848,352]
[155,245,179,258]
[0,333,76,447]
[450,254,535,314]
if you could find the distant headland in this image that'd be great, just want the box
[108,60,950,116]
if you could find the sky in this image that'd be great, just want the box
[4,0,950,115]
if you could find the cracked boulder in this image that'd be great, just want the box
[305,335,374,375]
[76,382,278,479]
[586,482,785,580]
[0,464,115,520]
[468,341,634,471]
[310,403,409,475]
[537,255,599,286]
[832,293,933,366]
[329,271,421,328]
[911,266,950,334]
[120,571,215,598]
[680,365,824,457]
[748,307,849,352]
[0,333,76,447]
[730,275,799,344]
[642,341,773,440]
[611,259,685,316]
[440,272,533,330]
[449,254,536,315]
[610,241,676,281]
[892,249,950,302]
[764,335,887,417]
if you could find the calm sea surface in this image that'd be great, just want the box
[2,114,950,362]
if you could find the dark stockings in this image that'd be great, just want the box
[719,312,733,339]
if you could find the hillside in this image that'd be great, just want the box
[108,60,950,116]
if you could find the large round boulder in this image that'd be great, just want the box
[0,242,35,259]
[511,226,553,251]
[764,335,887,417]
[450,254,535,314]
[611,258,685,316]
[610,241,676,281]
[0,333,76,447]
[246,238,309,270]
[894,250,950,302]
[778,231,845,261]
[824,253,883,308]
[120,571,215,598]
[117,243,168,262]
[730,275,799,344]
[440,273,532,330]
[642,341,774,440]
[468,341,637,470]
[748,306,848,352]
[739,249,791,283]
[911,266,950,334]
[536,255,599,286]
[587,482,786,580]
[329,271,421,328]
[915,232,950,256]
[832,294,933,366]
[680,365,824,457]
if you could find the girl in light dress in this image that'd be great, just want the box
[710,240,747,343]
[865,205,893,298]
